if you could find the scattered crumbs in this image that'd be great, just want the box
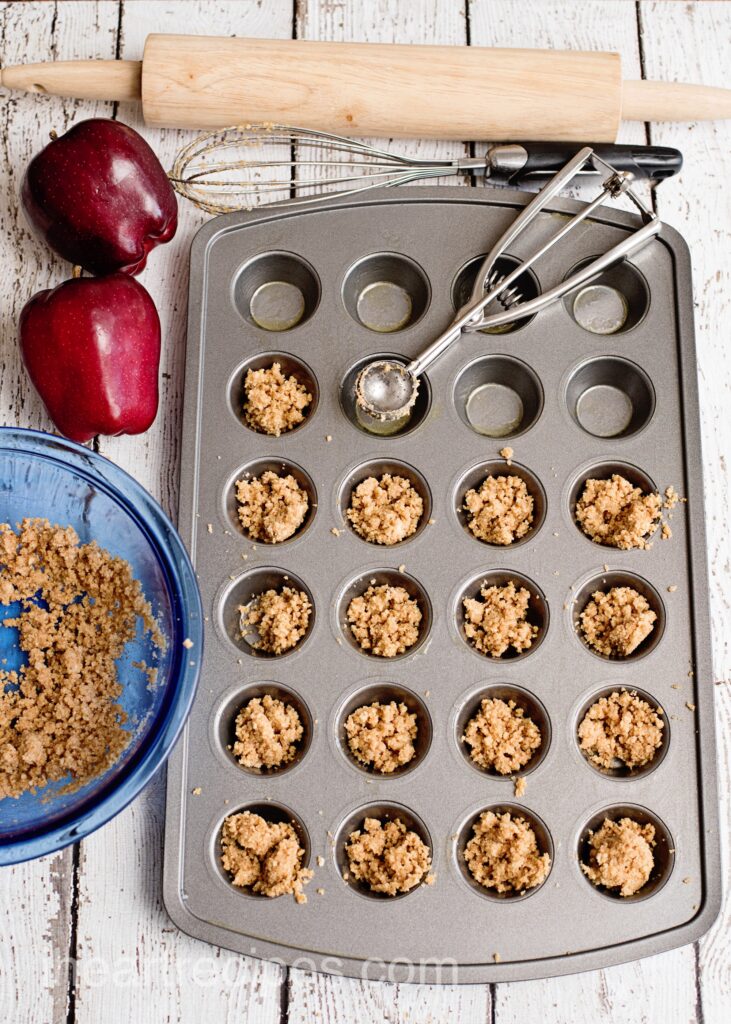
[252,545,257,551]
[398,564,406,573]
[325,435,333,442]
[316,887,326,896]
[661,523,672,540]
[686,701,696,711]
[207,523,213,534]
[182,638,194,649]
[671,683,680,690]
[343,872,349,881]
[553,570,560,576]
[514,776,527,798]
[682,876,692,885]
[424,689,431,697]
[217,455,222,460]
[493,952,502,963]
[241,553,248,560]
[336,637,343,645]
[688,670,695,677]
[670,714,679,721]
[553,531,559,537]
[427,518,436,525]
[668,585,678,593]
[331,527,341,537]
[499,446,513,465]
[192,787,202,796]
[224,798,229,804]
[316,855,325,867]
[603,563,609,572]
[425,873,435,886]
[318,809,324,816]
[664,485,682,509]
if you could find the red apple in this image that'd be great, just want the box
[19,274,161,443]
[21,119,177,276]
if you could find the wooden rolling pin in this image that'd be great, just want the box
[2,34,731,140]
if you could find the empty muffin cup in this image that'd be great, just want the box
[338,459,431,545]
[226,458,317,543]
[230,352,319,435]
[215,681,313,776]
[335,682,432,777]
[343,253,430,332]
[454,803,553,901]
[334,802,433,900]
[455,684,551,778]
[452,254,540,334]
[577,804,674,902]
[456,570,548,661]
[219,567,315,658]
[566,356,655,439]
[572,570,665,661]
[341,353,432,437]
[563,258,649,335]
[455,460,546,546]
[233,252,320,331]
[454,355,543,439]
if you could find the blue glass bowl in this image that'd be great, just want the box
[0,428,202,864]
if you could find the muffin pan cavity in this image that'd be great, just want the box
[214,681,313,776]
[340,352,432,437]
[212,802,312,898]
[577,804,675,902]
[563,258,650,335]
[337,458,432,545]
[572,570,665,662]
[566,356,655,439]
[455,683,551,778]
[335,681,432,778]
[574,684,669,780]
[225,458,317,543]
[455,569,548,662]
[454,355,543,438]
[343,252,430,332]
[229,352,319,434]
[452,253,540,333]
[233,252,320,331]
[219,567,315,658]
[454,459,546,547]
[336,567,432,660]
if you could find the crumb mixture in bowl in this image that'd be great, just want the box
[0,518,162,799]
[345,701,417,773]
[580,586,656,657]
[464,810,550,894]
[233,694,303,770]
[347,474,423,545]
[581,816,655,897]
[220,810,313,903]
[347,584,422,657]
[463,474,534,545]
[578,690,664,770]
[575,474,661,549]
[345,816,431,895]
[236,471,309,543]
[239,586,312,654]
[243,363,312,436]
[463,580,538,657]
[463,698,541,774]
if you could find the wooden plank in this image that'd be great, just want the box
[74,3,292,1022]
[639,5,731,1024]
[285,2,491,1022]
[468,2,699,1020]
[0,4,119,1023]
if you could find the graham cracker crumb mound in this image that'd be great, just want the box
[463,698,541,774]
[233,694,303,769]
[575,475,661,550]
[581,817,655,897]
[347,584,422,657]
[220,810,313,902]
[0,519,162,799]
[347,474,423,545]
[239,586,311,654]
[464,475,534,545]
[464,810,550,893]
[236,471,308,543]
[463,580,538,657]
[345,700,417,772]
[345,816,431,895]
[243,363,312,436]
[578,690,664,769]
[580,587,656,657]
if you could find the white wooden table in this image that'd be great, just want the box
[1,1,729,1020]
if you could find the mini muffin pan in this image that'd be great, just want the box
[164,188,721,983]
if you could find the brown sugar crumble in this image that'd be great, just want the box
[347,474,423,545]
[0,519,162,799]
[580,587,656,657]
[220,810,313,903]
[347,584,422,657]
[463,475,534,545]
[581,817,655,897]
[575,475,661,550]
[233,694,303,770]
[239,587,311,654]
[345,700,417,773]
[463,698,541,774]
[235,471,308,543]
[345,817,431,895]
[243,363,312,436]
[578,690,664,770]
[463,580,538,658]
[464,810,550,894]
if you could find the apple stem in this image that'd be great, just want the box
[71,265,82,279]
